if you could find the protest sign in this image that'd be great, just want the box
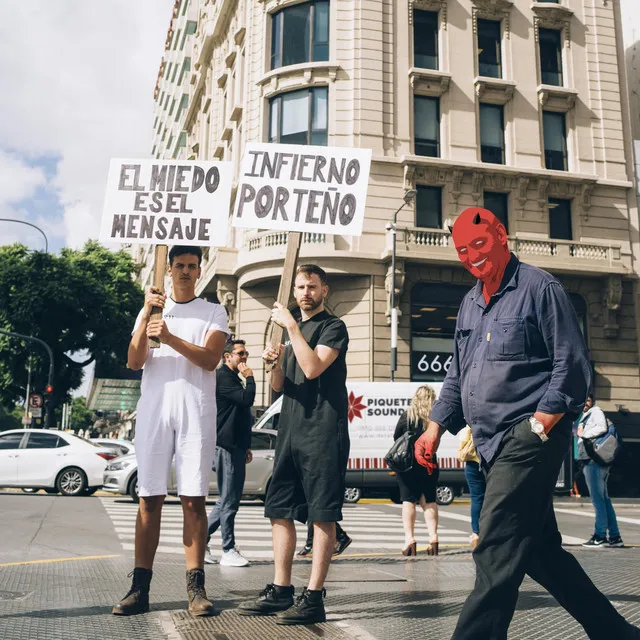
[100,159,233,247]
[231,143,372,236]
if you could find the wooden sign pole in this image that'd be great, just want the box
[266,231,302,370]
[149,244,168,349]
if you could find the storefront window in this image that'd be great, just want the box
[411,284,589,383]
[411,283,470,382]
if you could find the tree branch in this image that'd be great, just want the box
[63,353,95,368]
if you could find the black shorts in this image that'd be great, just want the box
[264,424,350,524]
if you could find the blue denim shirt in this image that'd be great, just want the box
[430,254,591,463]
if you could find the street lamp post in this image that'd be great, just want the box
[386,189,417,382]
[0,218,49,253]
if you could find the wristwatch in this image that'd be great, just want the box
[529,416,549,442]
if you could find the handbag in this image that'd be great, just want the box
[384,418,418,474]
[584,420,621,467]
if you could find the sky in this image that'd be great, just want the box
[0,1,173,254]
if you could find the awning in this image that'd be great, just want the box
[87,378,141,412]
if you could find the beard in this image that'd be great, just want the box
[299,297,322,311]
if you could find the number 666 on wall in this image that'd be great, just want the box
[413,352,453,375]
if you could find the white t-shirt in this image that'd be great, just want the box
[133,297,229,422]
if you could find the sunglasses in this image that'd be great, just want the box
[233,350,249,357]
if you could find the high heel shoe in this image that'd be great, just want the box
[426,540,439,556]
[401,541,417,556]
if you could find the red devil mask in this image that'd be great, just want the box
[451,207,511,301]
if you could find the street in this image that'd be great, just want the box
[2,492,640,639]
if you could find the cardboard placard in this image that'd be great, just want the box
[100,159,233,246]
[231,143,371,236]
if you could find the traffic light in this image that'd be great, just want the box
[44,384,55,428]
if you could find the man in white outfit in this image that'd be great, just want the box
[113,245,229,617]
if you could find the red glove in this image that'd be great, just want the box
[414,432,437,475]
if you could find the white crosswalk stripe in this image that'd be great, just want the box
[101,498,473,560]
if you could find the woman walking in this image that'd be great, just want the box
[458,426,486,550]
[393,385,439,556]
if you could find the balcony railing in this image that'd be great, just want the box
[392,226,624,271]
[245,231,328,252]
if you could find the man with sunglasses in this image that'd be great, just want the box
[204,339,255,567]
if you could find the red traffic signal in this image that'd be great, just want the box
[45,384,53,394]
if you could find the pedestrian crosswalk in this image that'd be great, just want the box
[100,498,474,560]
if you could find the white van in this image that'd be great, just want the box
[253,381,467,505]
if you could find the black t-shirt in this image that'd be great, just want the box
[280,310,349,435]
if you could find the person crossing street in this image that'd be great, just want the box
[204,339,256,567]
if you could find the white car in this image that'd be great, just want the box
[0,429,117,496]
[90,438,135,457]
[103,429,277,503]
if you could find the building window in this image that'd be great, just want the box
[483,192,508,233]
[414,10,438,70]
[549,198,572,240]
[416,186,442,229]
[480,104,505,164]
[477,19,502,78]
[269,87,328,145]
[543,111,567,170]
[176,94,189,122]
[411,283,472,383]
[271,1,329,70]
[414,96,440,157]
[539,29,563,86]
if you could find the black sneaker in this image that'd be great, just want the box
[582,535,608,548]
[237,583,294,616]
[608,535,625,548]
[276,587,326,626]
[333,535,352,556]
[297,544,313,557]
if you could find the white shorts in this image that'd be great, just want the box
[134,404,216,497]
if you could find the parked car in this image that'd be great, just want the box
[0,429,118,496]
[90,438,135,457]
[103,428,277,503]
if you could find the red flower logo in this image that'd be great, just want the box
[348,391,367,423]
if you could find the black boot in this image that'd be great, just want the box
[276,587,326,625]
[112,568,152,616]
[238,583,295,616]
[186,568,216,617]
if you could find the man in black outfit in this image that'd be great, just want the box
[415,207,640,640]
[239,264,349,626]
[204,339,255,567]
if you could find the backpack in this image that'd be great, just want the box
[584,419,622,467]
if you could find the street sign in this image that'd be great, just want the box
[29,393,44,409]
[31,407,43,418]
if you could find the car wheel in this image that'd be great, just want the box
[436,485,455,506]
[56,467,88,497]
[21,488,39,494]
[343,487,362,504]
[128,474,139,503]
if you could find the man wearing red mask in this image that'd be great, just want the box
[415,208,639,640]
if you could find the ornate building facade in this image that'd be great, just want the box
[142,0,640,411]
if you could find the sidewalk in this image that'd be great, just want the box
[2,547,640,640]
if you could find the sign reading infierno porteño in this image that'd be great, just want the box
[100,159,233,247]
[231,143,372,236]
